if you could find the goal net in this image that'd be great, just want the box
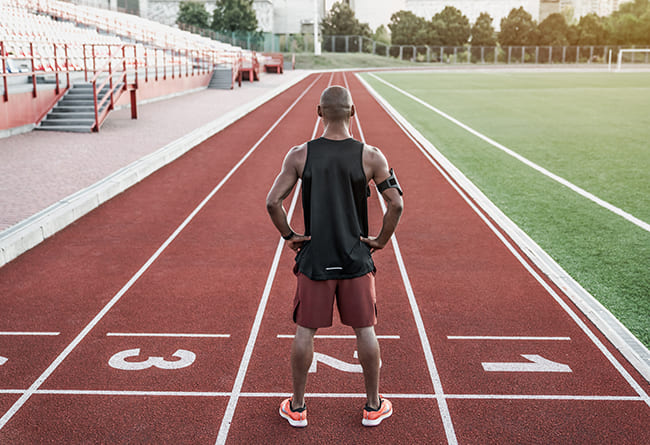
[616,48,650,71]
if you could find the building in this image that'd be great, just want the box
[406,0,541,26]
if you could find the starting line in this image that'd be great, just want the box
[0,389,643,402]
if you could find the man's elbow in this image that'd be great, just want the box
[266,195,280,214]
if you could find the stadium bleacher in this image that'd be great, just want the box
[0,0,272,133]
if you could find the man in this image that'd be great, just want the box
[266,85,403,428]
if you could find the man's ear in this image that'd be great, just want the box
[350,104,356,117]
[317,105,323,117]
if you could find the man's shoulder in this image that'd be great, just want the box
[287,142,308,158]
[362,143,386,163]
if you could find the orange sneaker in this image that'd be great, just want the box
[362,397,393,426]
[279,398,307,427]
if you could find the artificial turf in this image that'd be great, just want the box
[361,71,650,347]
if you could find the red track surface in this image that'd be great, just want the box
[0,72,648,444]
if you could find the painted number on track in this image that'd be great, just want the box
[309,351,382,374]
[0,356,7,366]
[108,348,196,371]
[482,354,572,373]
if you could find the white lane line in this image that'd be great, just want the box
[106,333,230,338]
[343,72,459,445]
[448,336,571,341]
[367,73,650,233]
[276,334,401,339]
[1,389,643,403]
[0,332,60,336]
[0,73,324,432]
[444,394,644,401]
[215,72,333,445]
[356,73,650,407]
[36,390,231,397]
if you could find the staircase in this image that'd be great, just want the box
[208,66,235,89]
[38,82,114,133]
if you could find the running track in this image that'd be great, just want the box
[0,72,648,444]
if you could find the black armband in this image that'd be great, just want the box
[282,230,295,240]
[376,168,403,196]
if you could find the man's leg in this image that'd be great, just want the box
[354,326,381,409]
[291,325,317,409]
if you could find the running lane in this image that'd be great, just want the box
[0,73,330,442]
[227,72,448,444]
[347,72,649,444]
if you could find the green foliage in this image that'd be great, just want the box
[607,0,650,44]
[373,24,391,45]
[538,13,570,46]
[499,7,539,46]
[177,1,211,29]
[471,12,496,46]
[321,2,371,37]
[430,6,471,46]
[212,0,258,33]
[388,10,429,46]
[575,13,608,45]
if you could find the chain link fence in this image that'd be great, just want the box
[178,25,650,65]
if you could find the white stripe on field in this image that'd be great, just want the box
[215,72,333,445]
[367,73,650,233]
[0,73,324,433]
[276,334,401,339]
[0,332,60,336]
[343,72,458,445]
[106,333,230,338]
[0,388,643,403]
[447,336,571,341]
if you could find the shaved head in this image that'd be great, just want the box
[319,86,353,122]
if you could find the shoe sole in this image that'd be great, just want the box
[279,406,308,427]
[362,408,393,427]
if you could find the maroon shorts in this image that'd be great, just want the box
[293,271,377,329]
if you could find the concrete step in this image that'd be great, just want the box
[52,103,95,113]
[46,112,95,120]
[36,125,93,133]
[53,105,97,112]
[40,118,95,127]
[59,99,96,106]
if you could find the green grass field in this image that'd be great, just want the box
[361,71,650,347]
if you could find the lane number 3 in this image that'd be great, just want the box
[108,348,196,371]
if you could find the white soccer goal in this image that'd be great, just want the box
[615,48,650,71]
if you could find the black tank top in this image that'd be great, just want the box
[295,137,375,280]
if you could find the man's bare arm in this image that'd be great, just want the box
[361,145,404,251]
[266,145,310,251]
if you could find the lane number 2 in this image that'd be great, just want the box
[309,351,382,374]
[108,348,196,371]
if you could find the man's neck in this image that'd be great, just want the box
[321,121,352,141]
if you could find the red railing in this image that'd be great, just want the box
[1,40,71,106]
[2,38,241,130]
[89,44,132,132]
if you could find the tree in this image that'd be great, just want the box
[538,13,570,46]
[373,25,391,45]
[388,10,429,45]
[177,1,210,29]
[606,0,650,44]
[320,2,371,37]
[471,12,496,46]
[575,13,608,45]
[212,0,258,33]
[498,7,539,46]
[430,6,470,46]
